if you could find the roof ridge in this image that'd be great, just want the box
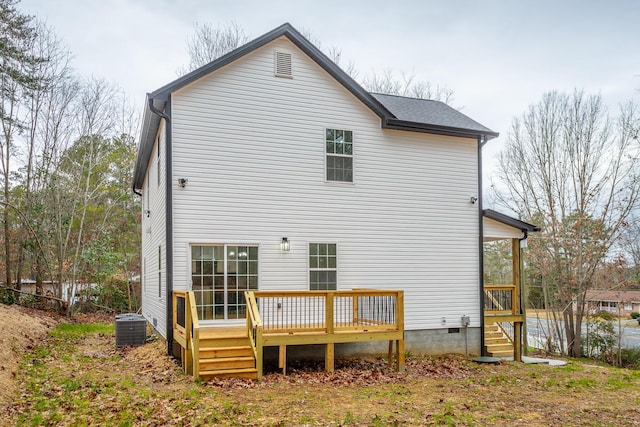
[371,92,442,103]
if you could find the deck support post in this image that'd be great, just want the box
[183,347,193,375]
[325,343,334,372]
[514,321,522,362]
[396,339,405,371]
[387,339,405,370]
[279,345,287,375]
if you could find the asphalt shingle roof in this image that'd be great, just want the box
[372,93,496,135]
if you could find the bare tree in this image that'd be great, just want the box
[179,22,248,74]
[362,69,455,104]
[0,0,40,291]
[494,90,640,357]
[179,23,452,103]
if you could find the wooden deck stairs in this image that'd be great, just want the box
[484,323,514,358]
[197,327,258,380]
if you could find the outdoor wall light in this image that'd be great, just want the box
[178,178,188,188]
[470,196,478,205]
[280,237,290,253]
[144,210,151,217]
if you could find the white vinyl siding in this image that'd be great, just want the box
[168,37,480,331]
[140,122,167,336]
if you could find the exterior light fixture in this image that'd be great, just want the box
[178,178,188,188]
[144,210,151,217]
[470,196,478,205]
[280,237,290,253]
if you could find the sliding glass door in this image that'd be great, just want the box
[191,245,258,320]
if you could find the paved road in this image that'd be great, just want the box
[526,317,640,350]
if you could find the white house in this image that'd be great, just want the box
[132,23,537,369]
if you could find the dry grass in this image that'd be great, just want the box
[4,304,640,426]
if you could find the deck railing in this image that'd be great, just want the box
[172,290,199,377]
[245,289,404,378]
[245,291,263,376]
[246,290,403,334]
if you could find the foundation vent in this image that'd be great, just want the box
[274,51,293,78]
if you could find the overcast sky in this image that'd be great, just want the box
[18,0,640,187]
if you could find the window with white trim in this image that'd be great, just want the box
[325,129,353,182]
[309,243,337,290]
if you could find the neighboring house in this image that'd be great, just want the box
[583,290,640,316]
[132,23,536,368]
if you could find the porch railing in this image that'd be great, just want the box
[484,285,516,314]
[483,285,523,361]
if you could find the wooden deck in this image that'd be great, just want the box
[173,289,405,381]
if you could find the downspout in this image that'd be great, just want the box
[519,231,528,356]
[477,135,486,356]
[148,96,174,357]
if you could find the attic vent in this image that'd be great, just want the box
[274,51,293,78]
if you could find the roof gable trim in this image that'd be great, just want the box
[483,209,541,233]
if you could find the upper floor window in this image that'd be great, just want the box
[325,128,353,182]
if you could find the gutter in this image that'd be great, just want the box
[147,96,174,357]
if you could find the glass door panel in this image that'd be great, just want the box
[191,244,258,321]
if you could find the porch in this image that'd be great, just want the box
[484,283,524,359]
[482,209,539,360]
[173,289,405,381]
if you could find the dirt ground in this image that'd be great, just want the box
[0,304,60,408]
[0,304,114,409]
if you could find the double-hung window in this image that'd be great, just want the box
[309,243,337,290]
[325,129,353,182]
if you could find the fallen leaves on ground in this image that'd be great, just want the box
[4,307,640,426]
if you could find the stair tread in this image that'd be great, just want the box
[200,356,255,362]
[200,367,258,374]
[199,329,248,339]
[488,352,514,357]
[200,345,252,351]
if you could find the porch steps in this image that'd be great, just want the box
[484,323,514,358]
[197,327,258,380]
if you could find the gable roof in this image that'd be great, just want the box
[483,209,541,233]
[133,22,498,192]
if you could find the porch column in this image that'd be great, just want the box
[512,238,522,362]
